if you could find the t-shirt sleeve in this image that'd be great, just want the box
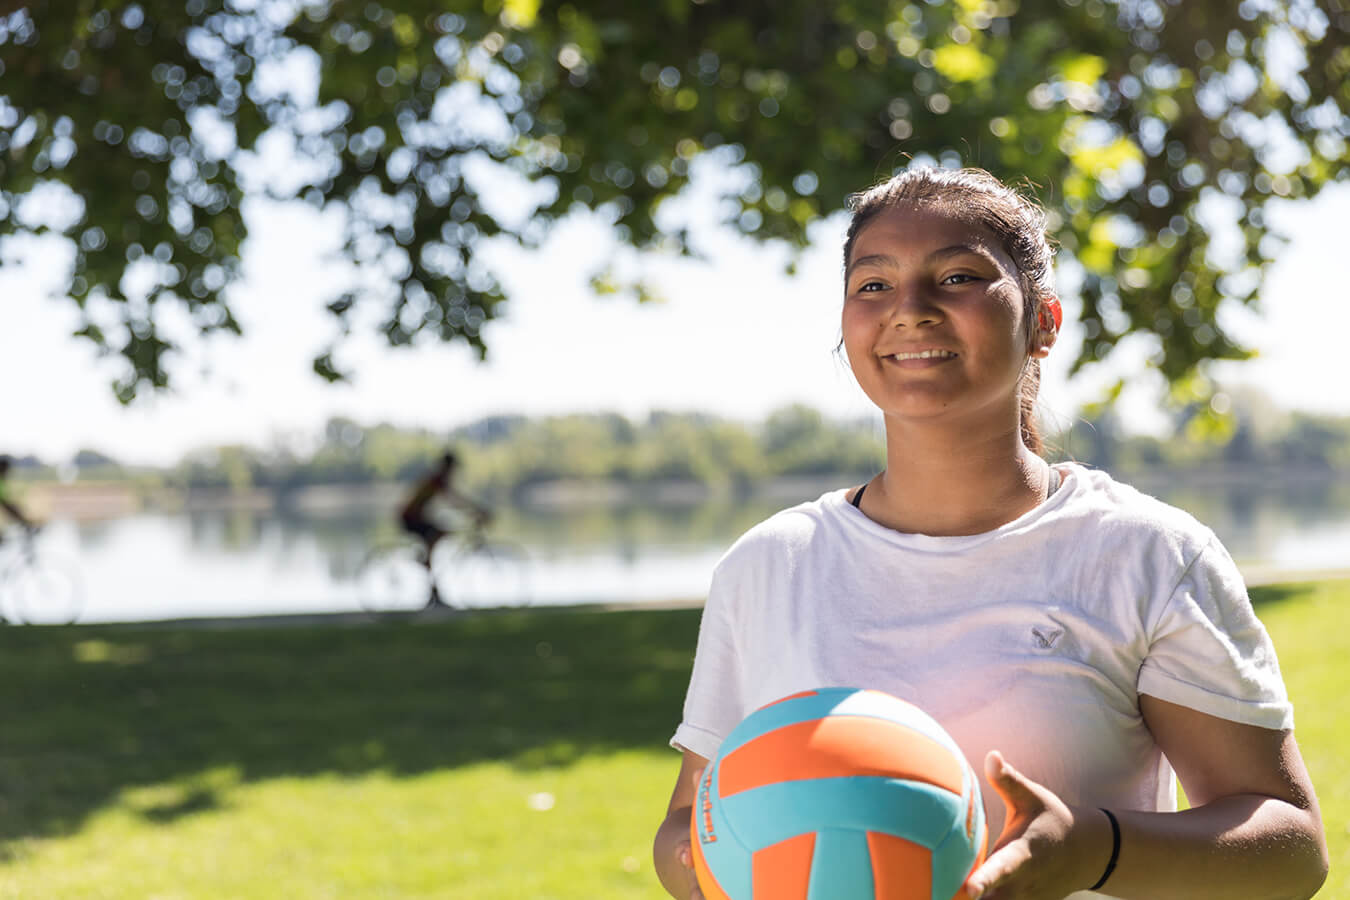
[1138,535,1293,730]
[670,560,747,760]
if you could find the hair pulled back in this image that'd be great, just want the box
[842,167,1057,454]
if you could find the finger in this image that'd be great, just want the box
[984,750,1038,814]
[966,839,1032,899]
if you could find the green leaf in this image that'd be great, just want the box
[312,352,350,384]
[1057,53,1107,86]
[501,0,540,29]
[932,44,998,83]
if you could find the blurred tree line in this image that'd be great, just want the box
[167,405,887,501]
[1055,390,1350,473]
[10,395,1350,503]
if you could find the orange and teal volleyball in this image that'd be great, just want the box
[690,687,987,900]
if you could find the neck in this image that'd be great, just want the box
[864,415,1048,536]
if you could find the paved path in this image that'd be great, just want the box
[98,597,706,631]
[85,567,1350,631]
[1241,566,1350,587]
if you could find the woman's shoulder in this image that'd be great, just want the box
[715,489,853,570]
[1057,462,1218,548]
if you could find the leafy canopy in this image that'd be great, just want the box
[2,0,1347,402]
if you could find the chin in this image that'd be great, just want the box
[862,385,962,419]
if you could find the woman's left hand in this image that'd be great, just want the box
[964,750,1110,900]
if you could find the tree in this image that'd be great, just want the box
[71,447,122,470]
[3,0,1348,401]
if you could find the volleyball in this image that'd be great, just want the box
[690,687,987,900]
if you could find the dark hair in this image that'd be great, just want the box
[842,166,1057,454]
[440,450,459,469]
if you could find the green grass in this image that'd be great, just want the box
[0,608,700,898]
[1249,579,1350,898]
[0,583,1346,898]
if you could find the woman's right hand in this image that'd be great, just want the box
[655,811,707,899]
[672,837,706,899]
[654,753,710,899]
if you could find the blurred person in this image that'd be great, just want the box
[399,449,491,606]
[0,455,37,536]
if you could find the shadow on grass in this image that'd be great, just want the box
[137,785,224,825]
[1249,582,1318,609]
[0,607,701,846]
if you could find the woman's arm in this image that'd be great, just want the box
[1108,695,1327,898]
[653,750,710,900]
[967,696,1327,899]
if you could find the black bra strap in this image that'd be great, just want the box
[854,468,1059,510]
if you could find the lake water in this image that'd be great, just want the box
[7,476,1349,624]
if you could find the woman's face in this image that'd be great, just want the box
[841,204,1048,430]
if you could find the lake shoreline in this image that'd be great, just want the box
[66,565,1350,631]
[15,463,1350,522]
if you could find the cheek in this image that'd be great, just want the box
[984,289,1032,348]
[841,297,883,332]
[840,302,876,361]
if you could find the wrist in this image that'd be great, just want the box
[1089,808,1121,891]
[1066,804,1117,893]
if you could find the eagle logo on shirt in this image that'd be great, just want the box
[1032,627,1064,649]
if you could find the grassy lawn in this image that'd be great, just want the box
[1,582,1346,898]
[1249,579,1350,898]
[0,608,700,899]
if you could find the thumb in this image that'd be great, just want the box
[985,751,1037,820]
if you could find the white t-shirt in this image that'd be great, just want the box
[672,463,1292,899]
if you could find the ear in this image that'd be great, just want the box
[1030,295,1060,358]
[1042,296,1063,330]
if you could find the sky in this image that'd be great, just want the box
[4,173,1350,468]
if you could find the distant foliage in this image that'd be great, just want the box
[4,2,1349,401]
[148,406,884,498]
[15,398,1340,500]
[458,406,885,498]
[1054,405,1350,472]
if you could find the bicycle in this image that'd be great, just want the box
[0,527,85,625]
[356,521,532,613]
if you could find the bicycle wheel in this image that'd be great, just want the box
[356,543,434,613]
[10,555,85,625]
[440,540,532,609]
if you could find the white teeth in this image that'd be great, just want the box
[890,350,957,360]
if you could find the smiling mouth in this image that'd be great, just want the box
[884,349,959,361]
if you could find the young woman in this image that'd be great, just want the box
[652,168,1327,900]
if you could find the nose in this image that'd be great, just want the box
[885,282,943,329]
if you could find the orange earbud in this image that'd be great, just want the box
[1039,298,1062,332]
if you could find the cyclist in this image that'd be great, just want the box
[399,450,491,606]
[0,455,37,537]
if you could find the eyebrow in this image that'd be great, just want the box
[845,244,994,280]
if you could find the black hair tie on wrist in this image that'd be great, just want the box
[1089,807,1121,891]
